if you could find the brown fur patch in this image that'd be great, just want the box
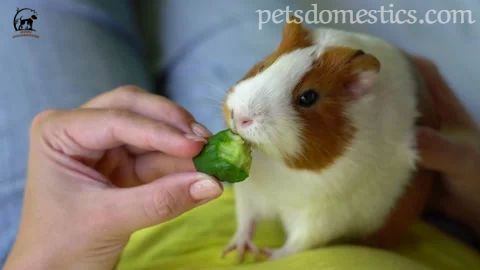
[284,47,380,170]
[223,16,313,127]
[361,169,435,249]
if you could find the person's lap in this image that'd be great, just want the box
[1,0,479,265]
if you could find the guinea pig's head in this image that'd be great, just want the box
[223,18,381,171]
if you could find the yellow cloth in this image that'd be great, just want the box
[117,186,480,270]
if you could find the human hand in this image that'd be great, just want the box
[413,57,480,234]
[4,86,224,270]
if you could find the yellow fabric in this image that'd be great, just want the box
[117,186,480,270]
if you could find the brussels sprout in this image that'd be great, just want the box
[193,129,252,183]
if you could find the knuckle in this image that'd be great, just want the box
[150,122,172,141]
[83,85,145,108]
[30,109,61,131]
[113,85,145,98]
[147,188,180,221]
[142,123,171,151]
[152,122,168,134]
[105,85,147,110]
[105,108,131,120]
[149,123,194,153]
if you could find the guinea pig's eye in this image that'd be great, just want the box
[297,89,320,108]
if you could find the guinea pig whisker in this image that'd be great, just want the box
[204,96,224,106]
[197,80,230,98]
[198,80,227,91]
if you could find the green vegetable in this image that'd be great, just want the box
[193,129,252,183]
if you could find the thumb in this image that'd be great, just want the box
[416,127,477,176]
[107,172,224,232]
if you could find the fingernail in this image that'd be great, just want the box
[189,176,223,201]
[191,122,212,137]
[185,133,207,143]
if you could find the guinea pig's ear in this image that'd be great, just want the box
[346,50,381,98]
[282,16,304,37]
[278,16,312,50]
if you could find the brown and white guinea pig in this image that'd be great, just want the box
[221,17,439,261]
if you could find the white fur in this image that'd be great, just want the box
[224,27,419,259]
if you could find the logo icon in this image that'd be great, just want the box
[13,8,39,38]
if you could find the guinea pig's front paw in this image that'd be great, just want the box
[222,236,267,262]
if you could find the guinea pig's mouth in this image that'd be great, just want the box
[244,139,258,150]
[231,129,259,151]
[231,129,252,146]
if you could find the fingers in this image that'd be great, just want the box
[416,127,479,177]
[107,172,224,232]
[81,85,212,137]
[134,152,196,183]
[94,150,197,188]
[33,108,207,159]
[411,57,477,130]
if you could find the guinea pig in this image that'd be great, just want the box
[221,17,439,261]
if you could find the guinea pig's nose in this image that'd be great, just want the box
[232,110,253,129]
[239,117,253,127]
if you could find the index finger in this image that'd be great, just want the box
[412,57,478,130]
[416,127,479,176]
[36,108,207,159]
[82,86,212,137]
